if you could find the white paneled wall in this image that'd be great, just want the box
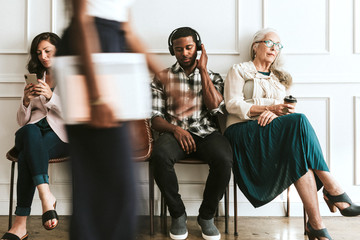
[0,0,359,217]
[355,96,360,185]
[355,0,360,53]
[263,0,330,54]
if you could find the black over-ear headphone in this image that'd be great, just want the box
[168,27,202,56]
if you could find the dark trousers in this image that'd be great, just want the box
[59,17,137,240]
[67,125,136,240]
[15,124,68,216]
[151,131,233,219]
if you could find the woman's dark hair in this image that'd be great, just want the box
[27,32,61,79]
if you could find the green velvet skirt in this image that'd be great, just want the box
[224,113,329,208]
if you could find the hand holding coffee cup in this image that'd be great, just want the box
[283,95,297,114]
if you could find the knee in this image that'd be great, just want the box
[291,113,308,122]
[150,146,175,170]
[16,124,41,140]
[209,148,233,171]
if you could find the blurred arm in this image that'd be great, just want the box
[71,0,101,102]
[123,13,164,77]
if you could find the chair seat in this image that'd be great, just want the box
[177,158,207,164]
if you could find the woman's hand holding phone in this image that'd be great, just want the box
[23,75,53,106]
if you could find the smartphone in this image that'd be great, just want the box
[24,73,39,85]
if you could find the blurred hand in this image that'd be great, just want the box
[258,110,278,127]
[268,104,295,116]
[173,126,196,154]
[157,72,198,120]
[168,88,198,120]
[89,103,118,128]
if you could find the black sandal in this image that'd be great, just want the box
[1,232,28,240]
[42,201,59,230]
[323,188,360,216]
[306,222,332,240]
[42,209,59,230]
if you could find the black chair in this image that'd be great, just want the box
[148,158,230,235]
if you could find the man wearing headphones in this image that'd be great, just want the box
[150,27,233,240]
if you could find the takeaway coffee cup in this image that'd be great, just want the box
[283,95,297,113]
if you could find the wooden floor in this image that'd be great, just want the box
[1,216,359,239]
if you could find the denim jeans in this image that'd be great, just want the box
[151,131,233,219]
[15,124,68,216]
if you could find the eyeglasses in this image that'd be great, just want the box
[255,40,283,51]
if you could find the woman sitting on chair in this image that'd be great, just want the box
[1,32,68,240]
[224,28,360,240]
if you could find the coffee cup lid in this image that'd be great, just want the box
[284,95,297,103]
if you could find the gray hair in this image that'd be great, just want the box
[250,28,292,89]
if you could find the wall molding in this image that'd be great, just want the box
[262,0,330,55]
[51,162,72,185]
[51,0,56,33]
[219,74,360,85]
[292,75,360,84]
[0,74,24,83]
[355,96,360,185]
[355,0,360,54]
[0,96,21,185]
[0,0,29,54]
[297,97,331,168]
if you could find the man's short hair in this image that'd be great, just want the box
[170,27,199,45]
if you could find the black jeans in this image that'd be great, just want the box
[151,131,233,220]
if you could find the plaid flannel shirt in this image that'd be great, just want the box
[151,62,225,138]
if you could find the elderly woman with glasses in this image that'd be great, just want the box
[223,28,360,240]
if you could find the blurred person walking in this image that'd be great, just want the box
[56,0,163,239]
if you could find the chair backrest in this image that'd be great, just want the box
[129,119,153,162]
[216,112,228,134]
[6,146,69,163]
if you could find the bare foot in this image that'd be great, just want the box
[3,216,27,239]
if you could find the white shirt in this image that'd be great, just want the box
[224,61,286,126]
[87,0,135,22]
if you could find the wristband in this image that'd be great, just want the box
[90,98,106,106]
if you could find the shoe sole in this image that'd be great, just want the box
[197,224,221,240]
[169,231,188,240]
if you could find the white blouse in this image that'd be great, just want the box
[87,0,135,22]
[224,61,286,127]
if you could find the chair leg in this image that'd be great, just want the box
[148,162,155,235]
[286,187,290,217]
[233,177,238,236]
[9,161,15,230]
[303,207,307,235]
[161,194,167,234]
[224,184,229,234]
